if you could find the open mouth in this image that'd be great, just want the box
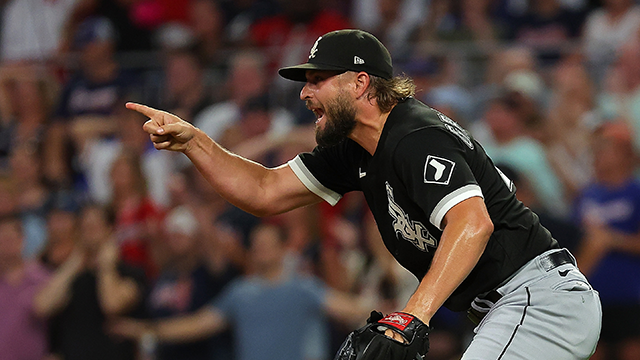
[311,107,325,125]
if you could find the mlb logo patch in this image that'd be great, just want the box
[424,155,455,185]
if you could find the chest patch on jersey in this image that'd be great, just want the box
[424,155,455,185]
[386,182,438,252]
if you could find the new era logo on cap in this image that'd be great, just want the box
[354,56,365,65]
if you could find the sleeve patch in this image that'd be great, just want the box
[424,155,456,185]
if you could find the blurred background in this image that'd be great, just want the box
[0,0,640,360]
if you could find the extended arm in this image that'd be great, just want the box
[401,197,493,325]
[127,103,320,216]
[111,307,227,343]
[324,289,376,326]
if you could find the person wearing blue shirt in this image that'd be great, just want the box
[574,121,640,360]
[111,222,369,360]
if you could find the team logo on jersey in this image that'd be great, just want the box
[424,155,455,185]
[309,36,321,59]
[386,182,438,252]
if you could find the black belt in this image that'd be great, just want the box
[467,249,575,325]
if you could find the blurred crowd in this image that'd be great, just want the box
[1,0,640,360]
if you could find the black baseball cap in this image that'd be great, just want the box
[278,29,393,82]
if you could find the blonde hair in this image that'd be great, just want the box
[367,74,416,113]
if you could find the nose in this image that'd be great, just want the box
[300,83,312,100]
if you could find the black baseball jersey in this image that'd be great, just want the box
[288,97,558,311]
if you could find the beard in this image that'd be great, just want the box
[314,91,357,148]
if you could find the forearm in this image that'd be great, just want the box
[185,129,315,216]
[325,289,374,326]
[402,214,492,324]
[33,259,82,316]
[154,308,226,343]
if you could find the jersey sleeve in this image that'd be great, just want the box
[287,142,361,206]
[394,128,484,230]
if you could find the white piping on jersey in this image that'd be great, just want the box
[430,184,484,231]
[288,156,342,206]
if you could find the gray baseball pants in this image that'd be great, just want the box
[462,248,602,360]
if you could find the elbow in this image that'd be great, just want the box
[477,217,494,243]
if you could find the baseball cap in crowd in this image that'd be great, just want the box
[74,17,117,49]
[278,29,393,82]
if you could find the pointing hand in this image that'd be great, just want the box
[126,102,197,152]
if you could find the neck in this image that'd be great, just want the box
[349,104,395,155]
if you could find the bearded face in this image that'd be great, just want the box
[312,89,357,148]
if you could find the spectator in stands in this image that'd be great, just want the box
[43,16,137,190]
[583,0,640,86]
[187,0,226,66]
[474,46,540,118]
[351,0,427,58]
[416,0,498,43]
[497,163,582,253]
[10,145,49,259]
[574,121,640,360]
[193,50,281,142]
[112,222,371,360]
[34,204,146,360]
[0,0,73,163]
[219,94,293,156]
[64,0,153,52]
[545,58,597,201]
[109,151,163,277]
[504,0,585,65]
[141,205,237,360]
[40,200,78,270]
[597,37,640,152]
[82,106,173,208]
[472,92,568,217]
[219,0,281,46]
[0,213,50,360]
[0,64,57,167]
[249,0,349,72]
[161,45,214,124]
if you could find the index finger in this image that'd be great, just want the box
[125,102,162,118]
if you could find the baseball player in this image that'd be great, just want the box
[128,29,601,359]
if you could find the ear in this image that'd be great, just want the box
[354,72,371,99]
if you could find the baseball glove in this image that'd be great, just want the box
[334,311,430,360]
